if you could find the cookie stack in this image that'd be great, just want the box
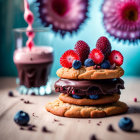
[46,37,128,118]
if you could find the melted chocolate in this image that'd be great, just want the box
[55,78,124,95]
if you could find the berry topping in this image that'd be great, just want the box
[118,117,134,131]
[60,50,79,68]
[109,50,124,66]
[96,36,111,58]
[74,40,90,64]
[101,60,111,69]
[72,94,82,99]
[84,58,95,67]
[14,110,30,125]
[89,95,99,100]
[72,60,82,69]
[89,49,104,64]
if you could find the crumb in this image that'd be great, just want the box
[88,120,91,123]
[20,127,24,130]
[54,119,59,122]
[28,126,33,131]
[107,124,116,132]
[32,113,39,118]
[42,126,48,133]
[8,91,14,97]
[99,121,102,123]
[58,123,64,126]
[24,100,30,104]
[90,134,97,140]
[20,98,24,101]
[30,58,33,61]
[97,123,100,126]
[134,98,137,102]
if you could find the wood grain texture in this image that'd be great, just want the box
[0,77,140,140]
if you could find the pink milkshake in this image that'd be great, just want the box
[13,0,54,95]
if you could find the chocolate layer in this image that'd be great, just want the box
[55,78,124,95]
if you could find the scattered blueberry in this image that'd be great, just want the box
[118,117,134,131]
[72,60,82,69]
[89,95,99,100]
[101,60,111,69]
[14,110,30,125]
[72,94,82,99]
[84,59,95,67]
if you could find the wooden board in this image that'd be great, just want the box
[0,77,140,140]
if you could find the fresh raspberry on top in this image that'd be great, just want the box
[109,50,123,66]
[96,36,111,58]
[60,50,79,68]
[89,48,104,64]
[74,40,90,64]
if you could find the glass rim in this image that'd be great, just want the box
[13,27,51,33]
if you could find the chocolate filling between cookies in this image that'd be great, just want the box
[55,78,124,98]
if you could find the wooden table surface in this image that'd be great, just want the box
[0,77,140,140]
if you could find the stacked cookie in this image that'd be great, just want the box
[46,37,128,118]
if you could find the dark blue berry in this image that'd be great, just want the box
[84,59,95,67]
[101,60,111,69]
[89,95,99,99]
[8,91,14,97]
[72,94,82,99]
[14,110,30,125]
[72,60,82,69]
[118,117,133,131]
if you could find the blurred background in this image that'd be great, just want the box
[0,0,140,78]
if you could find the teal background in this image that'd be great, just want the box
[0,0,140,77]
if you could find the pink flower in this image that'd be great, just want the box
[102,0,140,43]
[37,0,89,37]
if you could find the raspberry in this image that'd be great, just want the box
[89,49,104,64]
[60,50,79,68]
[96,36,111,58]
[74,40,90,64]
[109,50,123,66]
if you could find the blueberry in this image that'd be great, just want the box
[14,110,30,125]
[84,59,95,67]
[89,95,99,99]
[118,117,133,131]
[72,94,82,99]
[101,60,111,69]
[72,60,82,69]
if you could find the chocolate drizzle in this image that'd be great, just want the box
[55,78,124,96]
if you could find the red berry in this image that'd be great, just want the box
[109,50,123,66]
[134,98,137,102]
[74,40,90,64]
[60,50,79,68]
[96,36,111,58]
[89,49,104,64]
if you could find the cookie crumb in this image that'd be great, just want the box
[88,120,91,123]
[107,124,115,132]
[58,123,64,126]
[32,113,39,118]
[24,100,30,104]
[20,127,24,130]
[8,91,14,97]
[134,98,137,102]
[54,119,59,122]
[90,134,97,140]
[42,126,48,133]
